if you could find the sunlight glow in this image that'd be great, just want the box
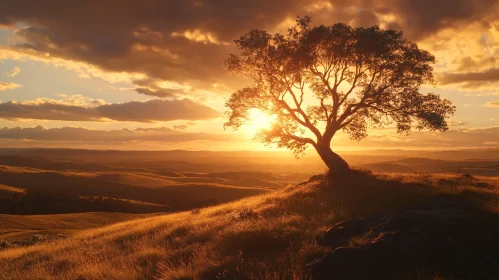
[244,108,274,133]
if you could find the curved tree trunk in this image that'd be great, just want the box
[315,143,350,173]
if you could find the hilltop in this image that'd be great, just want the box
[1,171,499,279]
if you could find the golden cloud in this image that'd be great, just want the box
[0,81,22,91]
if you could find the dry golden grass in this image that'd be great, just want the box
[0,165,272,207]
[1,171,498,280]
[0,212,154,241]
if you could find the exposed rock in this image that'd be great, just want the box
[308,197,499,280]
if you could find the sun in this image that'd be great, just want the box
[245,108,274,133]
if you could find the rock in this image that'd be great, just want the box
[307,197,499,280]
[317,216,379,249]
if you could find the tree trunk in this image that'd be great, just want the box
[315,143,350,173]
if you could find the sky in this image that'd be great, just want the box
[0,0,498,152]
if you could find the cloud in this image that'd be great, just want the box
[1,125,496,150]
[0,81,22,91]
[29,94,107,107]
[132,78,191,98]
[4,66,21,77]
[0,125,238,142]
[1,0,498,94]
[172,124,189,130]
[0,101,97,121]
[454,56,497,72]
[0,47,145,84]
[96,99,220,122]
[483,101,499,107]
[135,87,181,98]
[439,68,499,86]
[171,29,226,45]
[448,120,469,126]
[426,20,499,93]
[379,0,499,39]
[0,96,220,122]
[337,126,499,148]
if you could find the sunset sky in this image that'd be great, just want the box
[0,0,498,151]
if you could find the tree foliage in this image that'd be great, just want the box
[224,17,455,166]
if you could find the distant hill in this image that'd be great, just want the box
[361,157,499,176]
[1,148,498,174]
[0,154,309,215]
[0,165,274,214]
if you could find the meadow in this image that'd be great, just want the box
[0,155,301,215]
[1,170,499,279]
[1,149,499,279]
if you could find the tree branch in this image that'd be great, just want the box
[337,81,396,126]
[284,84,323,140]
[282,133,317,147]
[320,96,329,120]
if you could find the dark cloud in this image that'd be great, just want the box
[350,10,379,28]
[0,98,220,122]
[0,126,238,142]
[1,0,497,91]
[378,0,498,39]
[439,68,499,85]
[0,101,96,121]
[96,99,220,122]
[135,88,180,98]
[0,125,496,149]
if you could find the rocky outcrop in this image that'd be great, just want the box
[307,197,499,280]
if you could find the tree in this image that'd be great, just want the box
[224,17,455,173]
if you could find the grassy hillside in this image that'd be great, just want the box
[0,191,172,215]
[1,171,498,279]
[0,212,151,232]
[0,164,286,214]
[0,212,153,242]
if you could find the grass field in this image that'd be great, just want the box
[0,212,154,242]
[1,171,498,279]
[0,163,292,214]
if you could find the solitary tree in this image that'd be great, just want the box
[224,17,455,173]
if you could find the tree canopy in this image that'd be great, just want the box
[224,17,455,171]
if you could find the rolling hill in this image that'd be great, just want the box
[0,157,303,214]
[0,212,154,245]
[1,172,498,279]
[360,157,499,176]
